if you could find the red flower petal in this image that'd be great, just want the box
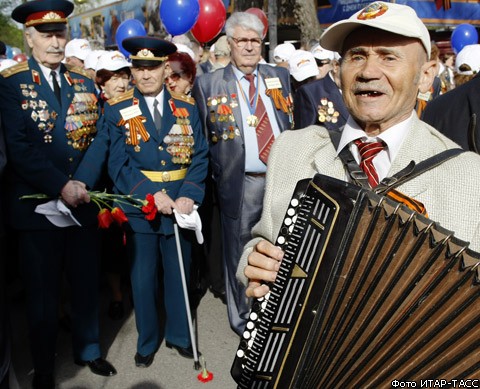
[97,208,114,229]
[111,207,128,225]
[197,369,214,383]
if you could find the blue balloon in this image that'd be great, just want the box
[160,0,200,37]
[451,24,479,54]
[5,45,13,59]
[116,19,147,57]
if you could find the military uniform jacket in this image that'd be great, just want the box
[0,58,99,229]
[293,75,349,131]
[192,63,292,220]
[105,87,208,235]
[237,116,480,285]
[422,73,480,152]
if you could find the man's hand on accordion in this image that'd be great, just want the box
[244,240,284,298]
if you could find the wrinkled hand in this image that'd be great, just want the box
[174,197,194,214]
[60,180,90,208]
[244,240,284,298]
[153,191,176,215]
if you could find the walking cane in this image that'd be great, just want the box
[173,222,201,370]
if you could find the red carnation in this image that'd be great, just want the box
[197,368,214,383]
[97,208,114,229]
[141,194,158,221]
[111,207,128,225]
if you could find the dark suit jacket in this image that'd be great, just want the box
[0,58,99,229]
[192,63,292,219]
[293,75,348,131]
[105,88,208,235]
[422,73,480,152]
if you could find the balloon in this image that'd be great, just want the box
[5,45,13,59]
[11,47,21,57]
[245,7,268,39]
[115,19,147,57]
[160,0,200,37]
[13,53,28,62]
[451,24,478,54]
[190,0,226,44]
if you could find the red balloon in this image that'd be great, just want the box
[190,0,226,44]
[245,7,268,39]
[13,53,28,62]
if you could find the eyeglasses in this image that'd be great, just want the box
[165,72,183,82]
[231,37,262,48]
[316,59,332,67]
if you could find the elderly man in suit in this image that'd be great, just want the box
[104,36,208,367]
[0,1,116,387]
[192,11,293,335]
[237,1,480,297]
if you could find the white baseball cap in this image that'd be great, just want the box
[273,43,296,63]
[0,59,18,71]
[455,44,480,75]
[65,38,92,60]
[95,51,131,72]
[310,44,335,61]
[288,50,320,82]
[174,43,196,61]
[84,50,108,70]
[320,1,431,60]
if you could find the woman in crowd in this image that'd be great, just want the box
[164,51,196,95]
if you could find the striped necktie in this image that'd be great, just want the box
[354,139,385,188]
[245,73,274,164]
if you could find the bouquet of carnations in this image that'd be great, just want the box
[21,191,158,229]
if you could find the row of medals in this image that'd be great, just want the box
[163,118,195,165]
[65,93,99,151]
[20,84,58,143]
[318,99,340,124]
[207,94,241,143]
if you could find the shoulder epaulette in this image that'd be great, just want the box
[1,61,29,78]
[108,88,135,106]
[66,64,92,79]
[170,92,195,105]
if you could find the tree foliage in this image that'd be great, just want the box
[0,0,25,50]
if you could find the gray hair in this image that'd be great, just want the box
[225,12,264,39]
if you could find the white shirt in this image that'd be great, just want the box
[144,90,164,120]
[38,63,61,92]
[337,111,415,182]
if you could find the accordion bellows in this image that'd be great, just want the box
[231,174,480,388]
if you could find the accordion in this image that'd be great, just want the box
[231,174,480,388]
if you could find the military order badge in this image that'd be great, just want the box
[317,98,340,124]
[65,91,99,150]
[164,99,195,164]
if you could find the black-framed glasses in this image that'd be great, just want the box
[231,37,262,48]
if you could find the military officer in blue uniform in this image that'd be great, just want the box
[0,1,116,387]
[104,36,208,367]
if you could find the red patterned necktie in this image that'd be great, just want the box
[245,74,275,164]
[354,139,385,188]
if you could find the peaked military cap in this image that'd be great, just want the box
[123,36,177,67]
[12,0,74,32]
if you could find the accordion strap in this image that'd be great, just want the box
[329,129,465,194]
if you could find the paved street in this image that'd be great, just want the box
[8,282,240,389]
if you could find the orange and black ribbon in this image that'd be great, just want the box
[265,88,289,113]
[118,116,149,146]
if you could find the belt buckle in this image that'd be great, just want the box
[162,171,171,182]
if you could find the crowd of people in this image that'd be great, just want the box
[1,0,479,388]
